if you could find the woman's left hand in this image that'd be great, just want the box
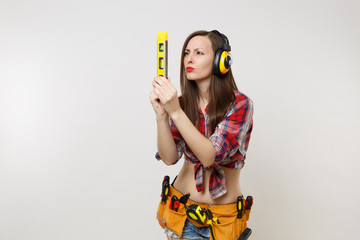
[152,76,181,116]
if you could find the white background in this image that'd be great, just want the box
[1,0,359,239]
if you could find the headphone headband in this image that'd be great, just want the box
[211,30,232,76]
[211,30,231,51]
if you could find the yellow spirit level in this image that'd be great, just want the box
[157,32,168,78]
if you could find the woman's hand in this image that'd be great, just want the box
[149,89,168,121]
[152,76,181,117]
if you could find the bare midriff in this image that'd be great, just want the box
[173,160,242,204]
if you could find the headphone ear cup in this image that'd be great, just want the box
[213,49,223,75]
[218,51,231,75]
[224,53,232,70]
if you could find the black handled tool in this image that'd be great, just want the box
[205,209,219,224]
[237,228,252,240]
[179,193,190,208]
[162,175,169,186]
[170,195,180,211]
[161,176,170,202]
[245,196,253,210]
[237,196,244,219]
[205,209,219,240]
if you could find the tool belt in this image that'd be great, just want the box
[156,176,253,240]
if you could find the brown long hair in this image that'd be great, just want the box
[179,30,238,134]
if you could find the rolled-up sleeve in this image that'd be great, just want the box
[209,99,254,166]
[155,117,185,164]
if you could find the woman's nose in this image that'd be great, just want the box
[186,53,194,63]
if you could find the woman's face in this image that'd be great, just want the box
[184,36,214,81]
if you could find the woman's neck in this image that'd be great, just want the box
[196,78,211,103]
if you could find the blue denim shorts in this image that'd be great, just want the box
[165,218,210,240]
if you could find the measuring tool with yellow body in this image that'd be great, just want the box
[157,32,168,78]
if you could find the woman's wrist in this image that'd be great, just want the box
[156,113,169,123]
[169,109,183,121]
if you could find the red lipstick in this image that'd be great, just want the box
[186,67,194,72]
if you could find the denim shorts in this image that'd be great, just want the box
[164,218,210,240]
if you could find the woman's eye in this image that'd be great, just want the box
[197,51,204,55]
[184,52,189,55]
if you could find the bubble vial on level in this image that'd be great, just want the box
[159,43,164,52]
[159,57,164,69]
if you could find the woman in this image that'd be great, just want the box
[150,30,254,240]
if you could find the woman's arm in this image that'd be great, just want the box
[170,109,216,167]
[152,77,215,167]
[156,117,179,165]
[150,89,179,165]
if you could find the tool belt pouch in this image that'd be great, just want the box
[156,179,252,240]
[209,205,252,240]
[156,195,187,237]
[233,208,251,240]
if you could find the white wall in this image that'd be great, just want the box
[1,0,359,239]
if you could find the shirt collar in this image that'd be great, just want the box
[198,104,209,114]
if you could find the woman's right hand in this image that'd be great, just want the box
[149,89,168,121]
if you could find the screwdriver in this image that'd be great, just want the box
[161,176,170,203]
[237,196,244,219]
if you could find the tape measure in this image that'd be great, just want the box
[157,32,168,78]
[186,204,207,225]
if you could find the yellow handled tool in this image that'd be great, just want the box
[205,209,219,240]
[157,32,168,78]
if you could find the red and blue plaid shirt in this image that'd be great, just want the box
[156,90,254,199]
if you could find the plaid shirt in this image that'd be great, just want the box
[156,90,254,199]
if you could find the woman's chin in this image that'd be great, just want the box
[186,72,211,82]
[186,73,201,81]
[186,77,209,82]
[186,74,196,81]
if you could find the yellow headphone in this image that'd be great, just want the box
[211,30,232,76]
